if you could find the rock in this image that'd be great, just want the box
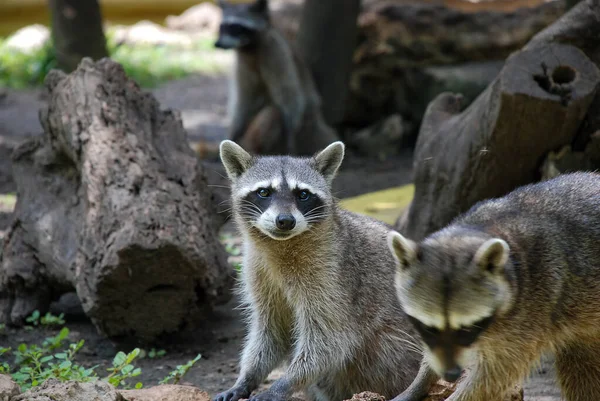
[0,374,19,401]
[165,3,222,35]
[0,58,233,342]
[12,379,122,401]
[49,292,86,321]
[3,25,50,54]
[109,21,194,47]
[346,114,407,159]
[341,381,522,401]
[119,384,210,401]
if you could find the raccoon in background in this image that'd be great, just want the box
[388,172,600,401]
[215,0,338,156]
[213,140,423,401]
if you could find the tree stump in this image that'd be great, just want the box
[397,0,600,240]
[0,58,233,342]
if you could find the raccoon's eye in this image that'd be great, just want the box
[298,190,311,201]
[454,315,494,346]
[257,188,271,198]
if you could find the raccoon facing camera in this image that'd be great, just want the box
[214,0,269,50]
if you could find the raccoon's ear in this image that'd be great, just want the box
[250,0,268,13]
[314,141,345,184]
[387,231,417,270]
[220,140,253,180]
[474,238,510,274]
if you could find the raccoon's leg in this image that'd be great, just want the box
[445,347,541,401]
[390,360,439,401]
[248,300,360,401]
[555,341,600,401]
[214,298,291,401]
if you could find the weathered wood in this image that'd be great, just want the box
[0,58,233,342]
[397,0,600,240]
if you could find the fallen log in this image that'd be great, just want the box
[0,58,233,342]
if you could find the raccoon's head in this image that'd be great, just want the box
[220,140,344,241]
[215,0,270,50]
[387,228,515,383]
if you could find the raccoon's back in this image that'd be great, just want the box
[461,172,600,274]
[461,172,600,226]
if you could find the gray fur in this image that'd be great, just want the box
[390,172,600,401]
[216,0,336,155]
[215,141,422,401]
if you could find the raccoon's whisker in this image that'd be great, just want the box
[304,204,329,216]
[208,184,232,189]
[240,200,263,213]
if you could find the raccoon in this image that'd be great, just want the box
[388,172,600,401]
[215,0,338,155]
[213,140,423,401]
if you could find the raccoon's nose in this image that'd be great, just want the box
[443,366,463,383]
[276,214,296,231]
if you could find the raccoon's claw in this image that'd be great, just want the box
[248,390,287,401]
[213,385,251,401]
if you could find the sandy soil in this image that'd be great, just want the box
[0,72,562,400]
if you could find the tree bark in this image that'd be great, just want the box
[48,0,109,72]
[0,58,233,343]
[396,0,600,241]
[296,0,361,127]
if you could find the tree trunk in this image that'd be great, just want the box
[48,0,109,72]
[296,0,360,127]
[396,0,600,241]
[0,58,233,343]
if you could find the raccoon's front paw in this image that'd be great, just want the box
[214,384,251,401]
[248,390,287,401]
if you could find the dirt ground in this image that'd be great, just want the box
[0,71,562,400]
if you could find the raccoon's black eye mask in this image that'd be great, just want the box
[407,315,494,348]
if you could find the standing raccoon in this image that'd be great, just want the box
[215,0,338,155]
[387,172,600,401]
[214,140,423,401]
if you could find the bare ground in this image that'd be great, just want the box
[0,72,562,400]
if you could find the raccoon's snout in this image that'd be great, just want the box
[276,214,296,231]
[443,366,463,382]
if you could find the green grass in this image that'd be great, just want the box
[0,193,17,211]
[0,30,228,89]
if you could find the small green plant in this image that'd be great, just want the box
[41,312,66,327]
[7,327,98,390]
[0,326,144,391]
[25,310,66,327]
[160,354,201,385]
[147,348,167,359]
[104,349,143,389]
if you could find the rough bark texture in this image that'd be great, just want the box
[0,58,232,342]
[48,0,109,72]
[396,0,600,240]
[296,0,360,126]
